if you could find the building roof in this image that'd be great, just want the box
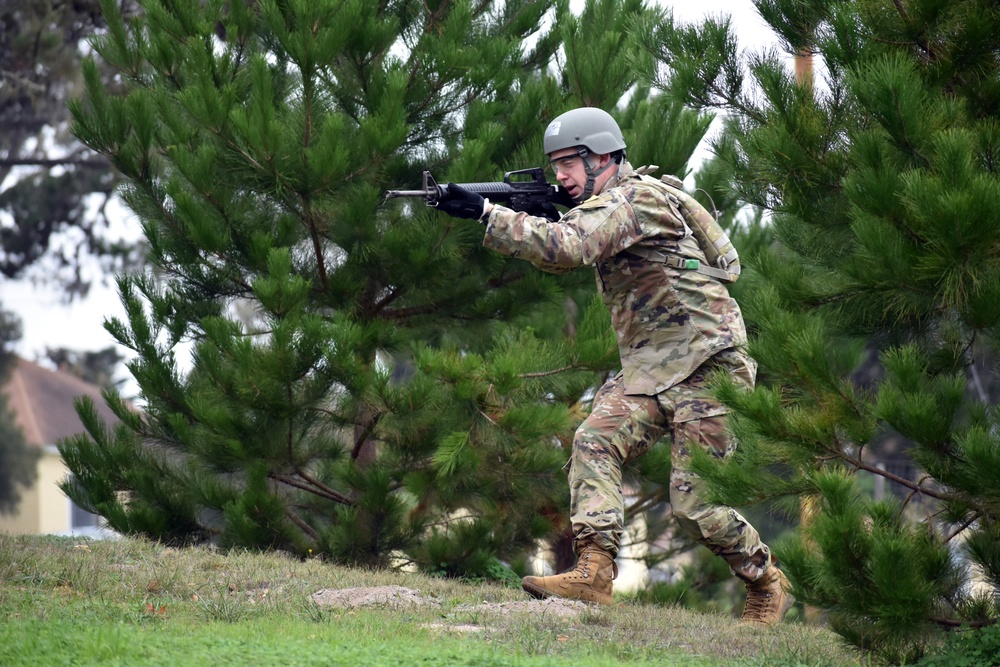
[1,357,122,448]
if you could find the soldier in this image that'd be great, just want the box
[432,107,792,625]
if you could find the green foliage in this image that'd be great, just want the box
[0,305,39,515]
[0,392,38,515]
[778,472,956,664]
[416,521,523,583]
[915,624,1000,667]
[0,1,138,297]
[59,0,721,587]
[630,547,742,615]
[633,0,1000,662]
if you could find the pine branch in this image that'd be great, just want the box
[283,506,320,542]
[487,270,529,289]
[302,199,329,292]
[0,156,110,169]
[271,473,352,505]
[381,269,531,322]
[944,512,979,543]
[898,474,935,515]
[625,488,668,516]
[371,286,403,316]
[519,363,580,379]
[299,469,353,504]
[932,616,996,629]
[382,301,472,322]
[351,407,381,461]
[0,68,46,93]
[892,0,910,21]
[306,406,340,419]
[845,452,948,501]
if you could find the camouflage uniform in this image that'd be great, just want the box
[482,162,772,583]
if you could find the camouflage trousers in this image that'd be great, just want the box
[567,349,771,583]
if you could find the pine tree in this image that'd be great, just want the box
[0,306,39,514]
[634,0,1000,661]
[0,0,140,298]
[60,0,718,578]
[0,392,36,515]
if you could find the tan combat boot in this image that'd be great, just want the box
[740,565,794,626]
[521,545,618,606]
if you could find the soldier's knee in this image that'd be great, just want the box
[568,433,616,478]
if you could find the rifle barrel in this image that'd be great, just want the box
[384,189,430,198]
[385,182,521,200]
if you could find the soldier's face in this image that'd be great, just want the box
[548,148,612,199]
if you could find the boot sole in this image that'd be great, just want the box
[521,580,612,606]
[521,580,554,600]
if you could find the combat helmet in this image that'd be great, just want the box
[543,107,626,201]
[543,107,627,155]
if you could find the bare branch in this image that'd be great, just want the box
[271,472,353,505]
[932,616,996,629]
[0,157,110,169]
[283,506,320,541]
[846,454,948,502]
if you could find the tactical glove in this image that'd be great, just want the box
[434,183,488,221]
[524,200,560,221]
[523,185,577,221]
[552,185,579,208]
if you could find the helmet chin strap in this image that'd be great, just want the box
[577,152,622,202]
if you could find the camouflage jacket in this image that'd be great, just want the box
[482,163,753,396]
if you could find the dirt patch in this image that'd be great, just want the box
[454,597,590,619]
[311,585,590,620]
[311,585,440,610]
[423,622,483,633]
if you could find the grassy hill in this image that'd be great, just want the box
[0,534,862,666]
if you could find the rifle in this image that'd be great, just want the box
[384,168,570,222]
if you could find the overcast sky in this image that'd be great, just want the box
[1,0,781,388]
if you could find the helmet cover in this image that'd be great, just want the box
[543,107,626,156]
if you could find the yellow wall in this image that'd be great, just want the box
[0,472,40,535]
[0,449,69,536]
[37,450,70,534]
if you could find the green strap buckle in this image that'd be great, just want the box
[682,259,700,270]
